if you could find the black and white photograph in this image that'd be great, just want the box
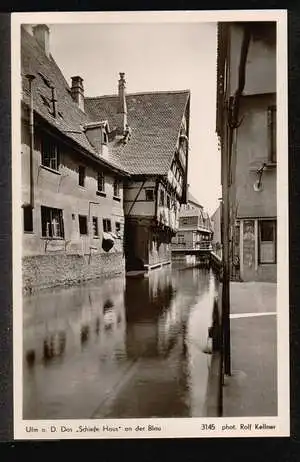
[11,10,289,439]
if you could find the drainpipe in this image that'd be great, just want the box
[222,25,251,377]
[26,74,36,209]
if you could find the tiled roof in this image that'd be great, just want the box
[21,27,129,175]
[85,90,190,175]
[187,191,202,207]
[180,208,203,218]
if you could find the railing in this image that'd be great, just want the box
[172,241,212,251]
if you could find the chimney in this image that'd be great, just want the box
[32,24,50,58]
[71,76,85,112]
[116,72,127,135]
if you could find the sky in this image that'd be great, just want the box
[48,22,221,215]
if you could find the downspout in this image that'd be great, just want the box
[227,25,251,183]
[222,25,251,377]
[26,74,36,209]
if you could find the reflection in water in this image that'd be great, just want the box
[80,325,90,346]
[95,317,100,336]
[23,265,218,419]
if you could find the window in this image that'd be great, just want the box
[41,135,60,171]
[268,106,276,163]
[41,206,64,238]
[145,189,154,201]
[79,215,88,235]
[23,205,33,232]
[102,130,108,144]
[259,220,276,264]
[160,190,165,206]
[167,195,170,209]
[113,179,120,197]
[115,222,121,237]
[78,166,86,187]
[97,171,105,192]
[103,219,112,233]
[92,217,99,237]
[178,234,185,244]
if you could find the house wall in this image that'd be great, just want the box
[123,179,156,217]
[123,177,179,271]
[22,123,125,290]
[124,217,172,271]
[211,205,221,247]
[231,96,276,283]
[239,218,276,282]
[229,24,276,97]
[228,23,277,282]
[232,94,276,219]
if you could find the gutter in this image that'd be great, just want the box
[22,100,131,178]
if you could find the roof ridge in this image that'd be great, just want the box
[85,89,191,100]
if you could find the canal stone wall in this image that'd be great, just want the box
[22,252,125,293]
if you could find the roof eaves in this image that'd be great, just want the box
[29,104,130,177]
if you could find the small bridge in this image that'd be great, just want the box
[172,242,222,271]
[171,242,212,253]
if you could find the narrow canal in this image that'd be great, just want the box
[23,264,219,420]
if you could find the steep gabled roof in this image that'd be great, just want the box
[85,90,190,175]
[21,27,129,175]
[187,191,202,208]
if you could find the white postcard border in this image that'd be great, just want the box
[11,9,289,440]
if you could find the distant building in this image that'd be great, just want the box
[172,192,213,252]
[210,204,222,259]
[216,22,276,282]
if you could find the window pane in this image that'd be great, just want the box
[114,180,120,197]
[260,242,275,263]
[79,166,85,187]
[259,220,276,263]
[103,219,112,233]
[41,206,64,238]
[92,217,98,236]
[160,191,164,206]
[23,206,33,232]
[145,189,154,201]
[260,221,274,242]
[41,136,59,170]
[97,172,104,192]
[79,215,88,235]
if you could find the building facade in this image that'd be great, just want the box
[172,192,213,252]
[21,25,129,292]
[216,22,277,282]
[210,204,222,259]
[85,81,190,272]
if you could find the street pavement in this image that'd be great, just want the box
[223,281,277,417]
